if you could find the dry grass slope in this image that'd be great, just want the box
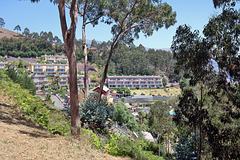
[0,92,130,160]
[0,27,20,39]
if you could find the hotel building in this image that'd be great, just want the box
[106,75,162,88]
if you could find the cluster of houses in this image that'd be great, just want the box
[0,55,169,144]
[0,55,163,92]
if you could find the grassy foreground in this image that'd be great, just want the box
[0,71,130,160]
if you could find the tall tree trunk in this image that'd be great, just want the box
[68,51,81,137]
[58,0,80,138]
[158,132,161,157]
[96,44,115,103]
[82,23,89,98]
[198,81,203,159]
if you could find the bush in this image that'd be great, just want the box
[80,93,114,130]
[82,128,101,149]
[105,133,163,160]
[0,71,70,136]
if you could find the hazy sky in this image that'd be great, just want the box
[0,0,220,49]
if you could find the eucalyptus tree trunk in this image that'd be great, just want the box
[58,0,80,138]
[96,44,114,103]
[82,22,89,98]
[158,132,161,157]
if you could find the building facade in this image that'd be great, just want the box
[106,75,162,88]
[44,55,68,63]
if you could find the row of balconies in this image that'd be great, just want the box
[109,81,162,85]
[109,78,161,81]
[109,84,162,88]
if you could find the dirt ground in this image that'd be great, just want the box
[0,102,130,160]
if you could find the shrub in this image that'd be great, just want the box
[0,71,70,136]
[105,133,163,160]
[80,93,114,130]
[82,128,101,149]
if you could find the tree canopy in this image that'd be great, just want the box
[171,0,240,158]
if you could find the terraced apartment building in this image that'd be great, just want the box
[0,55,93,91]
[106,75,162,88]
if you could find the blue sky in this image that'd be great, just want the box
[0,0,220,49]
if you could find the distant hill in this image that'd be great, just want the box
[0,27,20,39]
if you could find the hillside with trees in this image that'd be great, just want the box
[0,28,178,81]
[0,27,65,57]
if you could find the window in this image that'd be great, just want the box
[58,66,65,68]
[117,78,123,81]
[34,69,43,72]
[109,82,115,84]
[117,82,123,84]
[109,78,116,81]
[46,69,54,72]
[125,78,131,81]
[125,81,131,84]
[34,65,43,68]
[140,81,146,84]
[46,66,54,68]
[133,81,139,84]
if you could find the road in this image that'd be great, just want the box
[50,95,64,110]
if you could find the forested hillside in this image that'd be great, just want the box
[0,27,65,57]
[0,28,179,81]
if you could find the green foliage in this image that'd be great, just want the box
[113,102,139,132]
[116,87,131,97]
[0,29,64,57]
[162,77,167,87]
[82,128,101,149]
[0,17,5,27]
[0,71,70,136]
[105,133,163,160]
[149,101,171,136]
[80,93,114,130]
[45,93,51,101]
[6,62,36,94]
[171,1,240,157]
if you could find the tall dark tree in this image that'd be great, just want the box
[149,100,171,157]
[14,25,21,33]
[75,0,106,98]
[57,0,80,138]
[97,0,177,102]
[171,0,240,157]
[0,17,5,27]
[22,27,30,36]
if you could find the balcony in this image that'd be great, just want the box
[34,69,43,72]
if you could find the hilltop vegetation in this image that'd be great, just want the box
[0,28,179,82]
[0,27,65,57]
